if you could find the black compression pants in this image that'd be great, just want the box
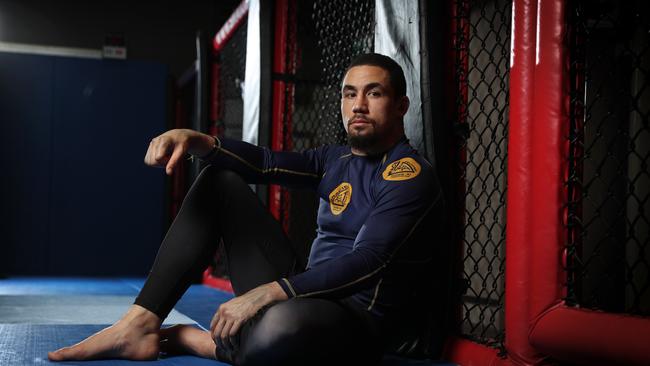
[134,167,381,366]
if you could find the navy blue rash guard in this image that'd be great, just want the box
[204,136,441,325]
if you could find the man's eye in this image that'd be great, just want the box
[343,92,356,98]
[368,91,381,97]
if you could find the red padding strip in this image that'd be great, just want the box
[443,337,513,366]
[213,0,249,52]
[530,303,650,366]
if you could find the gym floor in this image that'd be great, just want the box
[0,277,232,366]
[0,277,454,366]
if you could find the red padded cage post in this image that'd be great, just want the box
[269,0,296,232]
[526,0,650,364]
[503,0,544,364]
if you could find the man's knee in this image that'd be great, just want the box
[181,167,249,213]
[237,300,359,366]
[196,166,244,187]
[191,166,252,200]
[238,302,300,365]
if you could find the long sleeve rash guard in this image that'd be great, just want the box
[204,136,442,322]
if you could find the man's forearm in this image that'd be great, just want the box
[198,137,322,187]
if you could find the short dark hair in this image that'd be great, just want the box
[345,53,407,97]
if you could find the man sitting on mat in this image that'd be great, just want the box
[48,53,445,365]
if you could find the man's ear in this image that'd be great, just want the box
[397,95,410,116]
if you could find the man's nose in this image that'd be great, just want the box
[352,95,368,114]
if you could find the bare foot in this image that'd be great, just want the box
[48,305,162,361]
[159,324,217,359]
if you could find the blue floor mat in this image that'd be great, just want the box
[0,278,141,296]
[173,285,233,330]
[0,295,197,325]
[0,324,221,366]
[0,278,231,366]
[0,278,456,366]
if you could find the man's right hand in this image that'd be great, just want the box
[144,129,215,175]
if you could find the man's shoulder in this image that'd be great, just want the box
[382,141,435,180]
[373,141,441,205]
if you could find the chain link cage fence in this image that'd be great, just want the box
[209,0,515,352]
[451,0,511,352]
[217,20,248,141]
[565,0,650,316]
[209,18,248,280]
[278,0,375,253]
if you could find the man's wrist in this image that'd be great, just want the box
[191,134,220,160]
[265,281,289,302]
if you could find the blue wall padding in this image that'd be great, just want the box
[0,53,53,275]
[0,52,169,276]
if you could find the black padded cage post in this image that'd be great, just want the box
[191,31,211,181]
[171,31,212,223]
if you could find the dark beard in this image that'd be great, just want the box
[347,132,379,152]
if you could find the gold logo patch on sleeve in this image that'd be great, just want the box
[382,157,421,181]
[329,182,352,215]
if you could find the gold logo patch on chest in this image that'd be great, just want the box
[329,182,352,215]
[382,157,421,181]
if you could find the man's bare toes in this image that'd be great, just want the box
[48,342,103,362]
[47,325,160,361]
[48,348,74,361]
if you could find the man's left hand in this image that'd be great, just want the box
[209,282,288,351]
